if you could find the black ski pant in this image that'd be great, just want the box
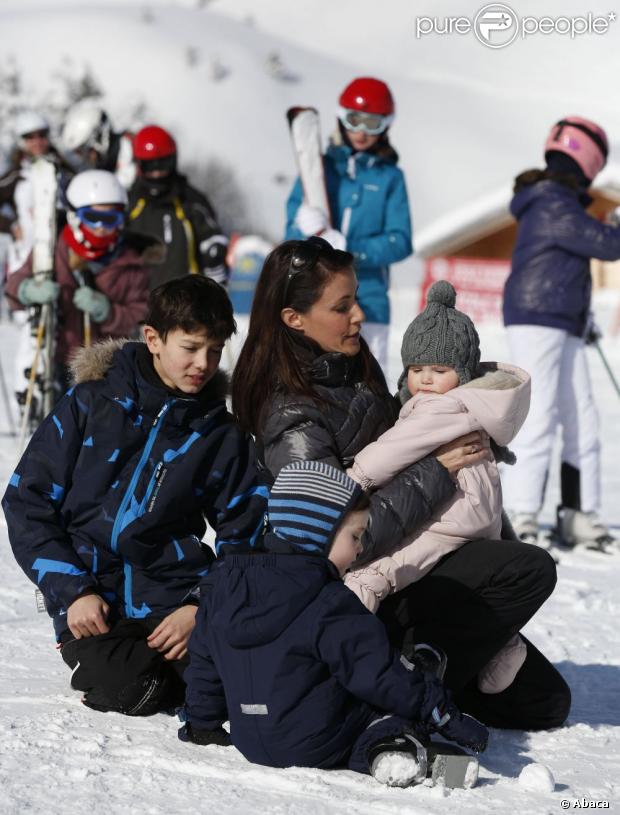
[60,618,188,716]
[377,538,571,731]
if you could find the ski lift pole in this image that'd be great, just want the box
[594,339,620,399]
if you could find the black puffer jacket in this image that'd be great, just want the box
[127,173,226,290]
[260,351,456,566]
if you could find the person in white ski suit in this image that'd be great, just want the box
[347,281,531,695]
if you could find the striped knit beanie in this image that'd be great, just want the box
[398,280,480,402]
[268,460,363,553]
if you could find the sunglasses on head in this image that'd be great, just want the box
[282,236,348,307]
[339,108,392,136]
[77,206,125,230]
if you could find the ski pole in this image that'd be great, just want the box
[0,352,17,437]
[74,268,93,347]
[83,312,91,348]
[18,312,45,453]
[594,339,620,399]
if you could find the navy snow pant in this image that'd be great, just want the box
[60,617,188,716]
[377,538,571,731]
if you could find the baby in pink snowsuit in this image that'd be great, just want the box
[346,280,531,694]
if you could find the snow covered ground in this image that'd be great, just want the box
[0,287,619,814]
[1,0,620,810]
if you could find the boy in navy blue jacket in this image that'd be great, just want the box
[2,275,268,716]
[182,461,487,788]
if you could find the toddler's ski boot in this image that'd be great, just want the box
[555,506,617,553]
[369,732,428,787]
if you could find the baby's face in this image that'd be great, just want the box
[407,365,460,396]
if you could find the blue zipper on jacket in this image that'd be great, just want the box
[110,399,175,553]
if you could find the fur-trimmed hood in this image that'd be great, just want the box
[68,337,229,402]
[401,362,530,449]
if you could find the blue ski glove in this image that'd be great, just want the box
[72,286,110,323]
[178,722,231,746]
[18,277,60,306]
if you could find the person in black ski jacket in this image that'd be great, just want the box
[181,460,487,787]
[127,125,228,290]
[230,237,571,732]
[2,275,267,716]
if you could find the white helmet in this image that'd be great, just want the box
[14,109,49,138]
[61,99,111,156]
[66,169,128,209]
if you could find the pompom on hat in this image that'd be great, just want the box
[399,281,481,399]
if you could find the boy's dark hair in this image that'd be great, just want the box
[146,275,236,342]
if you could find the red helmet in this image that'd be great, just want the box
[338,77,395,117]
[133,125,177,160]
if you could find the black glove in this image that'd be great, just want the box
[178,722,231,746]
[584,311,603,346]
[419,675,488,753]
[432,703,489,753]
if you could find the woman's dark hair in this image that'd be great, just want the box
[350,490,371,514]
[231,240,386,435]
[146,275,236,342]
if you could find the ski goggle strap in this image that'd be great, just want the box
[76,206,125,230]
[338,107,394,135]
[553,119,609,161]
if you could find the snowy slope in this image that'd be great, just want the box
[2,1,620,245]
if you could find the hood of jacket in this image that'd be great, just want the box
[510,176,590,221]
[402,362,530,447]
[205,552,337,647]
[69,338,229,422]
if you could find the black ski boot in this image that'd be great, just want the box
[368,732,428,787]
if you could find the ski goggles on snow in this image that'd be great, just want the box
[282,236,349,306]
[76,206,125,230]
[338,107,393,135]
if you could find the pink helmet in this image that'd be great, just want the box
[544,116,608,181]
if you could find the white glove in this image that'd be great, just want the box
[295,204,329,236]
[608,206,620,227]
[321,229,347,251]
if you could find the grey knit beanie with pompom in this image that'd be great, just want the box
[399,280,481,398]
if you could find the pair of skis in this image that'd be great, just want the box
[17,157,59,451]
[286,107,332,228]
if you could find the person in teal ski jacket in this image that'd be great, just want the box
[285,77,413,372]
